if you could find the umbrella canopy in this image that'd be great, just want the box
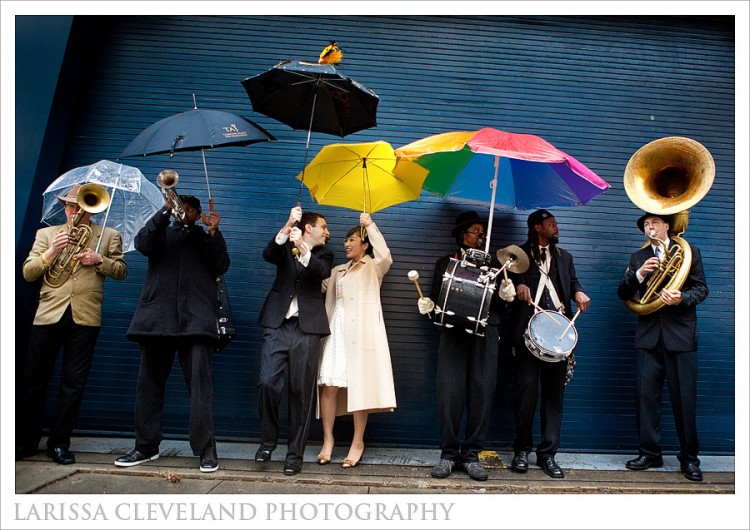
[242,60,381,205]
[395,127,610,252]
[296,141,428,213]
[120,108,275,158]
[120,104,275,218]
[395,127,609,210]
[241,60,380,137]
[41,160,164,253]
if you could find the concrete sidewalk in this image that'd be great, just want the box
[15,436,735,495]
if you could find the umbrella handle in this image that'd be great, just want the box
[201,198,215,226]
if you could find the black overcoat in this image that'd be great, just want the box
[127,207,231,343]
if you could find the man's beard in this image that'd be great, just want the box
[549,235,559,245]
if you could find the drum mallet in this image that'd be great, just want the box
[559,308,582,340]
[408,270,426,299]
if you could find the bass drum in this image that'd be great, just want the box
[434,258,498,336]
[523,310,578,362]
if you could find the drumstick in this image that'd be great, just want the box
[407,270,425,299]
[527,299,559,323]
[559,308,582,340]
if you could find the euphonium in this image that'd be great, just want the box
[44,183,111,288]
[622,137,714,315]
[157,169,185,221]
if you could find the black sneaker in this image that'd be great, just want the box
[200,437,219,473]
[463,461,489,481]
[115,448,159,467]
[431,459,455,479]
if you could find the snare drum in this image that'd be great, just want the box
[523,310,578,362]
[434,258,499,336]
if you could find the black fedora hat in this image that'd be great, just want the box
[451,211,486,237]
[636,212,671,232]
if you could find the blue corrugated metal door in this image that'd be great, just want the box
[32,15,733,454]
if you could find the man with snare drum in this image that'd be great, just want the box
[508,209,590,479]
[416,211,516,481]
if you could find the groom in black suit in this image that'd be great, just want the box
[256,206,333,476]
[618,212,708,481]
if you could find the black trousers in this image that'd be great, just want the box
[512,344,567,459]
[435,325,499,464]
[17,306,100,450]
[134,337,215,456]
[257,318,321,464]
[634,338,699,464]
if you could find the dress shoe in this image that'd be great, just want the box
[625,455,663,471]
[199,437,219,473]
[316,452,331,465]
[47,447,75,465]
[511,451,529,473]
[255,446,273,463]
[16,445,38,461]
[341,445,365,469]
[114,448,160,467]
[681,461,703,482]
[463,462,488,481]
[283,461,301,476]
[430,459,455,479]
[538,456,564,478]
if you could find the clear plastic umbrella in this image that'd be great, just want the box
[41,160,164,253]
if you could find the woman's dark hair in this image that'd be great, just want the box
[346,225,374,257]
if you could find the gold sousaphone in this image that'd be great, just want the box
[623,136,714,315]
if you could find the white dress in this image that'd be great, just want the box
[317,275,348,387]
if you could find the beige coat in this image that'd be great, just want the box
[23,223,127,326]
[317,223,397,417]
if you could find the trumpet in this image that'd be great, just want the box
[44,183,110,287]
[157,169,185,221]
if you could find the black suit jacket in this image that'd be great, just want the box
[257,237,333,336]
[617,241,708,351]
[509,241,584,346]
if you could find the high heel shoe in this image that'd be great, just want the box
[316,453,331,465]
[341,446,365,469]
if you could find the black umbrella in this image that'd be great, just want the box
[241,60,380,202]
[121,98,275,219]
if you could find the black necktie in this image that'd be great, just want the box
[540,247,547,265]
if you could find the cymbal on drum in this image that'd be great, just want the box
[496,245,530,273]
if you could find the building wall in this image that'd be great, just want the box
[16,15,735,453]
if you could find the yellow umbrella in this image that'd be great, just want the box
[296,141,429,213]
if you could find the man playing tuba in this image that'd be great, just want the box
[17,184,128,465]
[617,211,708,481]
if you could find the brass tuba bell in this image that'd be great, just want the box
[622,137,714,315]
[44,183,111,288]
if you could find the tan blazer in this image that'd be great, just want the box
[23,223,127,326]
[318,223,397,417]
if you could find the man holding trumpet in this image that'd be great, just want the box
[413,211,516,481]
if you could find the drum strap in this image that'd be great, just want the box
[534,258,563,312]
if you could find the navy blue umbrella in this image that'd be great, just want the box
[121,101,275,218]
